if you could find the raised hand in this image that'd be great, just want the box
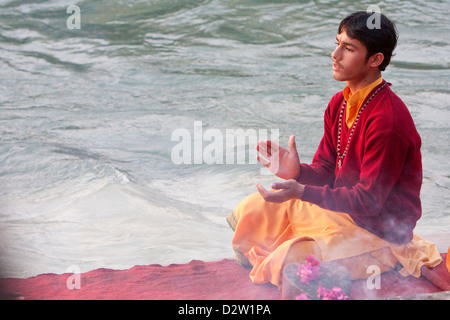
[256,135,301,180]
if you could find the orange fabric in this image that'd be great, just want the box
[229,193,442,287]
[447,246,450,273]
[342,76,383,128]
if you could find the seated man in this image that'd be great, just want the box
[227,11,441,287]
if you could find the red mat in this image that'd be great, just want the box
[0,254,447,300]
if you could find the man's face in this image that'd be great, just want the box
[331,29,371,84]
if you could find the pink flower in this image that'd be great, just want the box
[294,256,351,300]
[296,293,311,300]
[296,255,320,284]
[317,285,350,300]
[305,255,320,267]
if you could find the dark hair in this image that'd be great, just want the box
[338,11,398,71]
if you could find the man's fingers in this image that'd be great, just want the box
[256,184,285,203]
[271,183,281,190]
[257,140,279,156]
[271,181,289,190]
[256,184,277,202]
[288,135,298,155]
[257,180,302,203]
[256,184,269,198]
[256,144,268,159]
[256,141,270,158]
[256,155,270,167]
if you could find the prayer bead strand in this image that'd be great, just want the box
[337,82,387,169]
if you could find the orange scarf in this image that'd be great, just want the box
[342,77,383,128]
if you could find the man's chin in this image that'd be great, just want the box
[332,72,347,82]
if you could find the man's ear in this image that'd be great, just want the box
[369,52,384,68]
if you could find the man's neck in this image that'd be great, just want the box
[347,71,382,94]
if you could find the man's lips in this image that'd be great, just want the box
[332,62,343,71]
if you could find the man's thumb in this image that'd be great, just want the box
[289,135,298,154]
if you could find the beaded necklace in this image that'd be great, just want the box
[337,82,387,169]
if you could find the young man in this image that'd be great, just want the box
[227,11,441,287]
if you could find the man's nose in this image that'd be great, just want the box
[331,46,340,60]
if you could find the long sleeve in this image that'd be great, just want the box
[297,85,422,244]
[302,128,411,217]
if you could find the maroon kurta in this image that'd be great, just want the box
[298,81,422,244]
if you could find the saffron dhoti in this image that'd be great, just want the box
[227,192,442,287]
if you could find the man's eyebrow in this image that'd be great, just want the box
[335,36,358,48]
